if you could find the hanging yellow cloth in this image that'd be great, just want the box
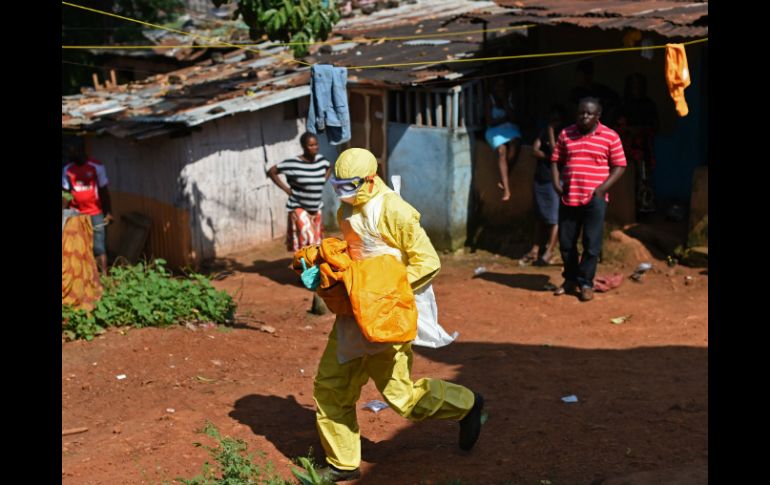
[665,43,691,117]
[62,215,103,311]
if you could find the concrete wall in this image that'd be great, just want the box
[90,103,306,267]
[386,123,472,250]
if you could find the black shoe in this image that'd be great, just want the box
[459,392,484,451]
[579,286,594,302]
[554,281,578,296]
[317,465,361,482]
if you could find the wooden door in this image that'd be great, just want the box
[347,88,388,178]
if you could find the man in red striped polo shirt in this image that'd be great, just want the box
[550,97,626,302]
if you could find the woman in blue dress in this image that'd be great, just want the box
[484,78,522,201]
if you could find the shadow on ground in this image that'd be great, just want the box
[231,342,708,484]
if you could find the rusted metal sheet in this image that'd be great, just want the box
[494,0,707,37]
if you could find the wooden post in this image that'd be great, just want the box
[381,90,389,177]
[426,92,433,127]
[110,69,117,87]
[364,94,371,149]
[415,92,423,126]
[92,73,102,90]
[395,91,402,123]
[406,91,413,124]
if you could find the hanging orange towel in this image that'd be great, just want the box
[665,43,691,117]
[62,215,103,311]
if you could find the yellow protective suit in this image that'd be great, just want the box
[313,148,475,471]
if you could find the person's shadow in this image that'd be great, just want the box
[229,394,379,461]
[230,340,708,484]
[230,394,321,459]
[474,271,551,291]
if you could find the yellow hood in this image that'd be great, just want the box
[334,148,388,206]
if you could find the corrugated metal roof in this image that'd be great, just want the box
[63,1,513,137]
[334,0,500,35]
[494,0,707,37]
[310,4,517,86]
[63,0,707,138]
[63,42,311,138]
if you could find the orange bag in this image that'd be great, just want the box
[343,254,418,343]
[292,238,418,342]
[292,239,353,316]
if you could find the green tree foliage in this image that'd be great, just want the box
[212,1,340,57]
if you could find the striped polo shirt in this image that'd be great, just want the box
[274,154,330,212]
[551,122,627,207]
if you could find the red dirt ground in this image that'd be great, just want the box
[62,239,707,485]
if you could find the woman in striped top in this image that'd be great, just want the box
[267,132,331,251]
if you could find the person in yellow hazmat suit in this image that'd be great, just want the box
[313,148,484,482]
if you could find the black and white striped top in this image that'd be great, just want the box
[274,154,330,212]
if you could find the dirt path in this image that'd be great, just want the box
[62,240,707,484]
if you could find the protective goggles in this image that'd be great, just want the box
[329,175,372,198]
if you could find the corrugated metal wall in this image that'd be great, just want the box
[91,103,306,266]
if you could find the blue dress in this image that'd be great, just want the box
[484,94,521,150]
[532,128,561,225]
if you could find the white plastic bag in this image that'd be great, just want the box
[390,174,457,349]
[412,284,458,348]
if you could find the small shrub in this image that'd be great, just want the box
[174,422,331,485]
[62,259,236,340]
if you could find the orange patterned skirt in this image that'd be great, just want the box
[62,215,103,311]
[287,208,323,252]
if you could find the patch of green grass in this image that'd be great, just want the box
[62,259,236,341]
[172,422,333,485]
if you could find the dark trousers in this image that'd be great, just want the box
[558,194,607,289]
